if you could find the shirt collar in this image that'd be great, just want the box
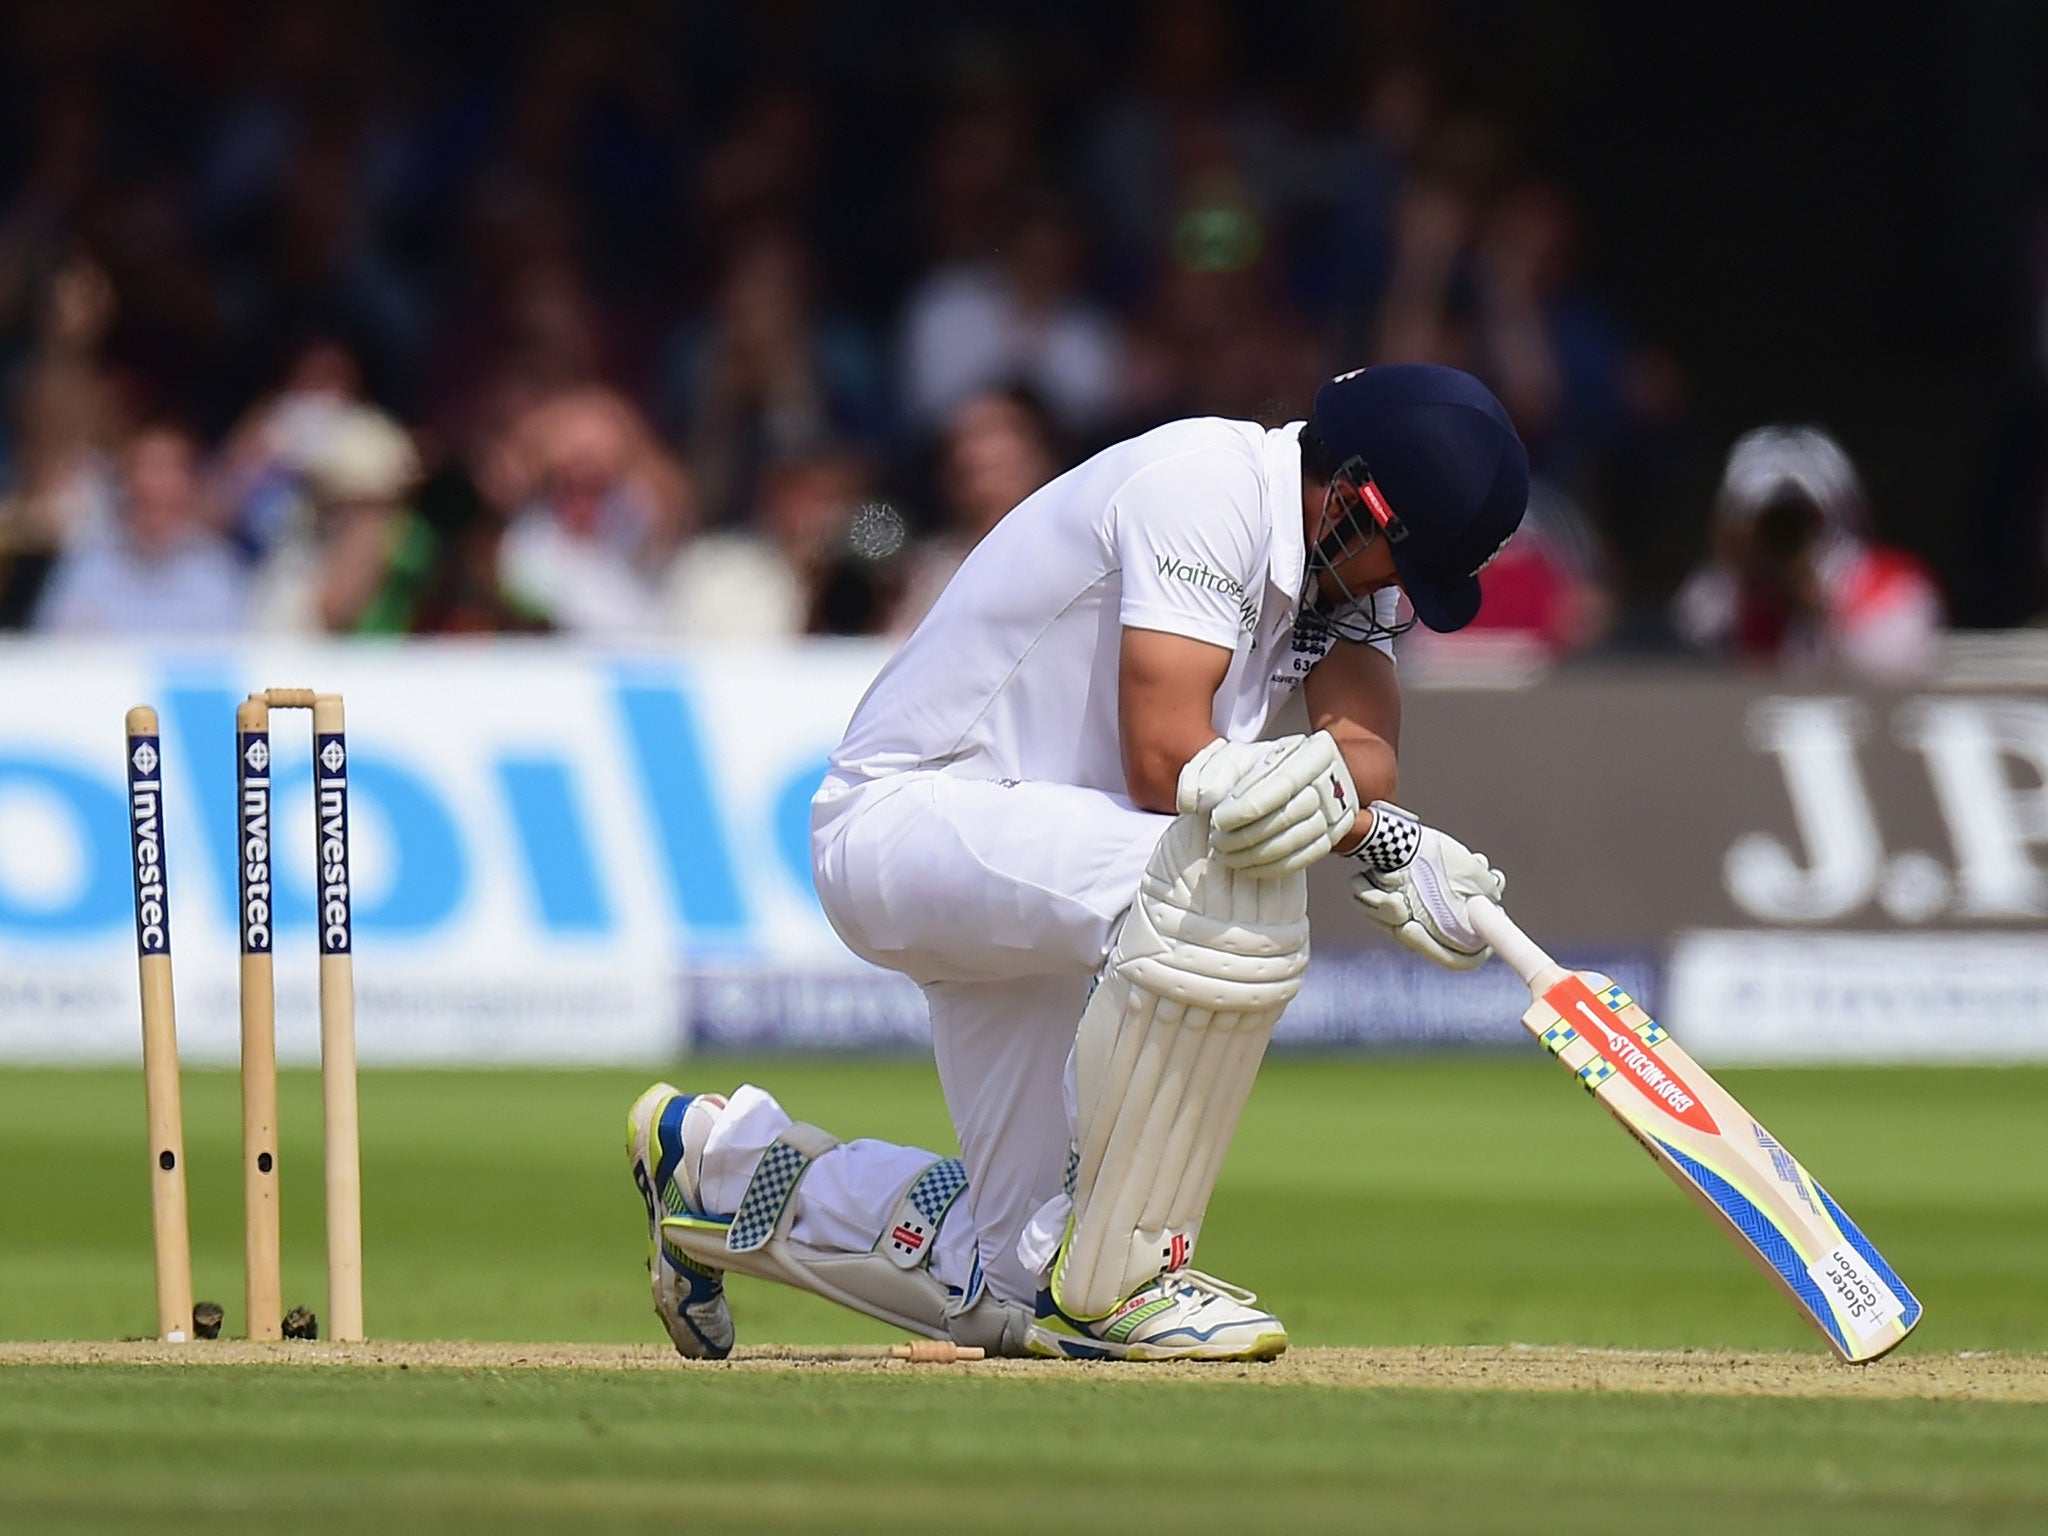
[1262,421,1308,603]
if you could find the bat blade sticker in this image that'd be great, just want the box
[1542,975,1720,1135]
[1807,1243,1905,1344]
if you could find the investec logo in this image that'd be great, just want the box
[317,735,352,955]
[239,734,272,953]
[128,740,168,955]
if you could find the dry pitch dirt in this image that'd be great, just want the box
[4,1341,2044,1402]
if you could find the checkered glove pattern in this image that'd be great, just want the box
[1348,802,1505,972]
[1352,800,1422,873]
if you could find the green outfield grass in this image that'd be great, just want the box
[3,1057,2046,1533]
[4,1365,2046,1536]
[2,1057,2042,1351]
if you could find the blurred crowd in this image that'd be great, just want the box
[0,0,2032,676]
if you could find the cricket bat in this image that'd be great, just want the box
[1467,896,1921,1363]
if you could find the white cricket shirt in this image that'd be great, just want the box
[827,417,1396,795]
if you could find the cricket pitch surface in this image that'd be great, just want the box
[7,1340,2044,1402]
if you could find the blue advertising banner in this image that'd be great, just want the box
[0,640,883,1062]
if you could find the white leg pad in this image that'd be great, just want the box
[1051,813,1308,1319]
[661,1122,1033,1355]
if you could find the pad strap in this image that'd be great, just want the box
[726,1121,841,1254]
[878,1156,969,1270]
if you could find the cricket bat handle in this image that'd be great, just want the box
[1466,896,1568,992]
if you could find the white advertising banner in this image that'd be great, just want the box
[0,639,890,1063]
[1668,929,2048,1064]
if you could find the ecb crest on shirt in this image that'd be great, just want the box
[1291,607,1333,658]
[1270,607,1334,691]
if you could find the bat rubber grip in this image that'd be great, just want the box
[1466,896,1558,988]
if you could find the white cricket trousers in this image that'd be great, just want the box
[701,772,1162,1304]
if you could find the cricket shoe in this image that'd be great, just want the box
[1027,1269,1288,1362]
[625,1083,734,1360]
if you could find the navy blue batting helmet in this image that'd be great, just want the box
[1306,364,1529,633]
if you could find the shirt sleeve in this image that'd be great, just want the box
[1111,449,1263,650]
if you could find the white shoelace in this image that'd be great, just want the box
[1168,1268,1259,1306]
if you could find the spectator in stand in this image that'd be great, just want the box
[918,84,1037,270]
[1120,101,1319,428]
[1122,235,1321,428]
[212,335,368,561]
[1470,176,1641,501]
[810,494,916,638]
[33,420,247,635]
[894,387,1061,633]
[189,5,417,405]
[497,386,691,638]
[1081,0,1291,300]
[247,403,423,633]
[402,463,552,637]
[1315,58,1440,361]
[1372,158,1484,372]
[693,82,824,262]
[664,447,866,640]
[1373,152,1699,614]
[0,7,2008,646]
[1673,425,1944,678]
[899,191,1122,440]
[661,229,886,530]
[421,186,618,448]
[0,255,122,625]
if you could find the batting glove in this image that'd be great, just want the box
[1347,802,1505,970]
[1177,731,1361,878]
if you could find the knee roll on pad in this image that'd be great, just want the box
[1053,814,1309,1320]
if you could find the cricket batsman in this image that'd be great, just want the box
[627,363,1529,1360]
